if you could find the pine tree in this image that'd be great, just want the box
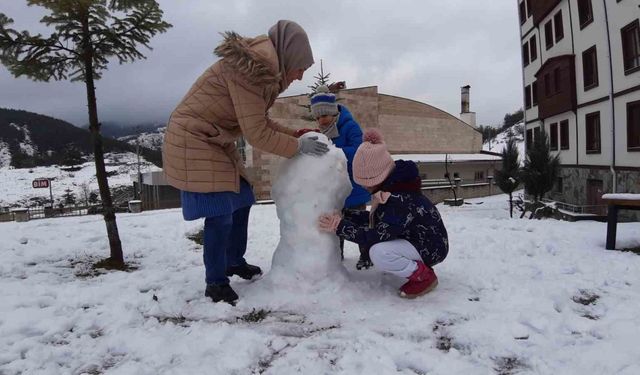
[89,191,100,204]
[307,59,331,95]
[495,137,521,217]
[520,127,560,202]
[300,60,331,122]
[299,60,345,122]
[0,1,171,269]
[63,188,77,205]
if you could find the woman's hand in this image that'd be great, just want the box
[298,136,329,156]
[318,212,342,233]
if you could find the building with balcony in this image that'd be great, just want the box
[518,0,640,216]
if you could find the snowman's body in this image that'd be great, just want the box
[268,133,352,288]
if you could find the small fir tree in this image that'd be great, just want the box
[520,127,560,202]
[299,60,345,122]
[307,59,331,95]
[0,1,171,269]
[495,137,521,217]
[63,188,76,205]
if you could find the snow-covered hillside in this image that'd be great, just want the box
[9,123,37,156]
[119,127,165,151]
[1,194,639,374]
[482,122,525,162]
[0,140,10,168]
[0,152,160,208]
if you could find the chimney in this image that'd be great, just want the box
[460,85,476,127]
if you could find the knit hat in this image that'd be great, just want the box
[310,85,339,118]
[353,129,396,187]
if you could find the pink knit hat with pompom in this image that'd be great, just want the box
[353,129,396,187]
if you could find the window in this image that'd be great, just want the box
[534,126,541,141]
[550,122,559,150]
[525,85,532,109]
[621,19,640,74]
[474,171,485,181]
[628,100,640,151]
[523,42,530,66]
[578,0,593,29]
[526,0,532,20]
[527,128,533,149]
[545,20,554,50]
[585,112,601,154]
[519,1,526,24]
[544,73,551,96]
[582,46,599,90]
[532,81,538,106]
[530,35,537,62]
[560,120,570,150]
[554,11,564,42]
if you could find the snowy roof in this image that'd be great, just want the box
[392,153,502,163]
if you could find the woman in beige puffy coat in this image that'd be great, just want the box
[162,20,327,304]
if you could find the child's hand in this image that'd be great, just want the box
[318,212,342,233]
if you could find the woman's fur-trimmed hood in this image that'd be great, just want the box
[214,32,281,87]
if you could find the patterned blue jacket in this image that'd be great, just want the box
[336,160,449,267]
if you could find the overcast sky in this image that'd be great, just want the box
[0,0,523,128]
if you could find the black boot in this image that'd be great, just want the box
[205,284,238,305]
[356,253,373,270]
[226,263,262,280]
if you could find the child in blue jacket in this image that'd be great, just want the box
[297,85,372,269]
[318,129,448,298]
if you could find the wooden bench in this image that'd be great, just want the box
[601,194,640,250]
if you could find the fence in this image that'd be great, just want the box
[0,204,124,223]
[540,198,606,216]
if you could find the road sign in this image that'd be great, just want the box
[32,179,50,189]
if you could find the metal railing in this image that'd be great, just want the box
[540,198,606,215]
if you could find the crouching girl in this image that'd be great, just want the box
[318,129,448,298]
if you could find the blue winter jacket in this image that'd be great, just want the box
[336,160,449,267]
[333,105,371,208]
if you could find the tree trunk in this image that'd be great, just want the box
[82,16,124,267]
[509,192,513,218]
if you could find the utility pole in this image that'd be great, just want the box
[48,178,53,207]
[135,126,142,200]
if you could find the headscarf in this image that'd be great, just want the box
[268,20,314,91]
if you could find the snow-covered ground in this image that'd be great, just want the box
[483,122,525,162]
[1,193,640,374]
[0,152,160,207]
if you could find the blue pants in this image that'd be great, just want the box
[203,206,251,285]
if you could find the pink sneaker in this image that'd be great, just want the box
[399,261,438,298]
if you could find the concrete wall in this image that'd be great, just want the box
[423,182,501,205]
[415,161,499,182]
[551,166,640,220]
[378,94,482,154]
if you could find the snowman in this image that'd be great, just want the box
[267,132,352,289]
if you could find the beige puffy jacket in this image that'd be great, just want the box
[162,33,298,193]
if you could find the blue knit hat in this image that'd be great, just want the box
[310,85,338,118]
